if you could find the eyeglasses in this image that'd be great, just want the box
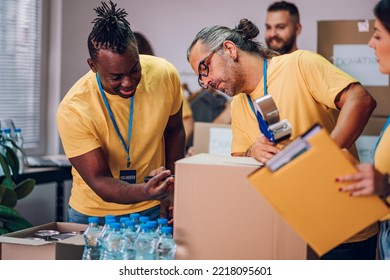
[197,49,217,89]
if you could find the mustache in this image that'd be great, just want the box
[268,36,283,43]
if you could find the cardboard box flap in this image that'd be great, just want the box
[0,236,48,246]
[0,222,87,246]
[176,153,263,167]
[60,233,84,245]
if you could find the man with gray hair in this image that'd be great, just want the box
[186,18,377,260]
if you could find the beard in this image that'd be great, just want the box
[213,56,245,97]
[266,33,297,54]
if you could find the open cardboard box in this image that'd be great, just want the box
[0,222,87,260]
[173,153,307,260]
[192,122,232,156]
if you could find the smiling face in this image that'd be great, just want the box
[188,41,245,97]
[265,10,301,54]
[368,19,390,75]
[88,42,142,99]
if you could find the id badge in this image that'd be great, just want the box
[119,169,137,184]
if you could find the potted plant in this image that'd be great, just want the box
[0,136,35,235]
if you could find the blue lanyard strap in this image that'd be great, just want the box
[263,58,267,96]
[96,74,134,168]
[247,59,275,142]
[374,115,390,153]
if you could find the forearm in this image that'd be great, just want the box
[90,176,149,204]
[331,86,376,148]
[90,170,174,204]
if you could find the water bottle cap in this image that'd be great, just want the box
[119,217,130,223]
[88,216,99,223]
[139,216,150,223]
[104,215,115,221]
[139,224,151,231]
[157,218,168,225]
[110,222,121,229]
[14,128,21,132]
[129,213,140,219]
[161,226,173,234]
[4,128,11,133]
[124,220,136,227]
[105,218,116,225]
[146,220,157,227]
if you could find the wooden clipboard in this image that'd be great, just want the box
[247,124,389,256]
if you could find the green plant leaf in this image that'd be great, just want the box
[14,179,35,200]
[3,145,19,180]
[1,216,33,232]
[0,185,5,202]
[0,205,24,219]
[0,151,11,180]
[1,177,15,189]
[0,184,17,208]
[0,227,9,235]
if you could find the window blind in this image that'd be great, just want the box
[0,0,43,150]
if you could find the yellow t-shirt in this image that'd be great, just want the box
[57,55,182,216]
[231,50,376,242]
[232,50,358,155]
[375,124,390,220]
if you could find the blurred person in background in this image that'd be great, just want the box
[265,1,301,54]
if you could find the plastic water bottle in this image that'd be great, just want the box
[129,213,140,230]
[119,217,130,229]
[146,220,160,250]
[120,220,138,260]
[82,216,102,260]
[3,128,13,149]
[0,129,5,176]
[137,216,150,233]
[134,224,156,260]
[156,218,168,235]
[101,222,123,260]
[146,220,158,232]
[14,128,24,174]
[99,217,116,259]
[156,226,176,260]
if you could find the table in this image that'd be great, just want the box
[15,166,72,222]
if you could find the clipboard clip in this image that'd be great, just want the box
[265,124,322,172]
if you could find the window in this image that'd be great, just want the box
[0,0,46,153]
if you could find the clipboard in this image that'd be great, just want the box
[247,124,389,256]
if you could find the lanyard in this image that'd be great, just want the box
[247,59,275,142]
[374,115,390,154]
[96,74,134,168]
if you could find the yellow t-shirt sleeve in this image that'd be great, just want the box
[57,103,101,158]
[297,51,358,110]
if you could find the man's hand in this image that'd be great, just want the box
[247,135,281,163]
[144,169,174,201]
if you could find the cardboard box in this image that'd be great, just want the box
[193,122,232,156]
[362,116,388,136]
[317,20,390,117]
[0,222,87,260]
[173,153,307,260]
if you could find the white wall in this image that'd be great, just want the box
[57,0,379,95]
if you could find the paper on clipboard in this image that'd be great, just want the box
[247,124,389,256]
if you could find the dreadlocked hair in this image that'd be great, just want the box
[88,0,135,60]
